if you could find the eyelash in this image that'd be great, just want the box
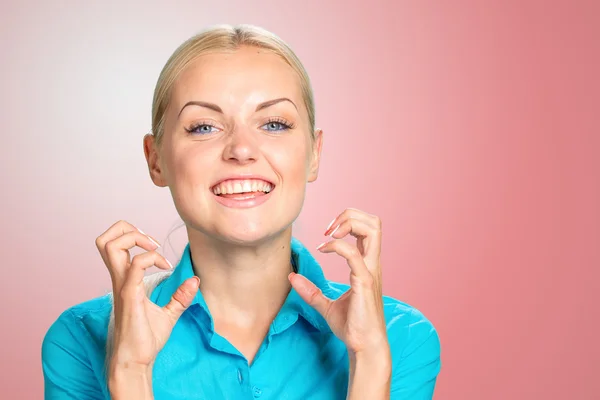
[184,117,296,135]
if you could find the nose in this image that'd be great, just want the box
[222,126,259,164]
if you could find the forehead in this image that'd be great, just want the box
[171,46,303,108]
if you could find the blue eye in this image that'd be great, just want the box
[263,122,289,131]
[185,123,218,135]
[262,118,294,132]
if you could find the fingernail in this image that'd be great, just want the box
[194,276,201,287]
[148,236,161,248]
[329,225,340,237]
[325,218,336,233]
[137,227,161,248]
[316,242,327,250]
[166,259,173,269]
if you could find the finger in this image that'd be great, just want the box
[104,231,162,285]
[163,277,201,325]
[330,217,376,239]
[120,250,173,295]
[95,220,161,266]
[316,240,373,285]
[329,217,381,262]
[324,208,381,236]
[288,272,333,318]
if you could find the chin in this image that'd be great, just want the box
[217,229,278,247]
[180,194,301,246]
[215,216,295,247]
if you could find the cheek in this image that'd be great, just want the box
[265,141,309,185]
[168,145,215,197]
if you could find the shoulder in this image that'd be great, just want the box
[50,293,113,328]
[42,294,113,357]
[327,281,436,326]
[327,281,441,396]
[327,281,441,364]
[42,294,116,397]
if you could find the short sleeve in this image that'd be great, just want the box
[389,308,441,399]
[41,310,104,400]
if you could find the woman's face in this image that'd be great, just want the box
[145,45,323,245]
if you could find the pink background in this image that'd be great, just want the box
[1,1,598,398]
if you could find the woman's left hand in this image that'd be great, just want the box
[289,208,390,357]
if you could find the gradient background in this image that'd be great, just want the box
[1,1,598,399]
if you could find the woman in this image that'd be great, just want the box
[42,24,441,399]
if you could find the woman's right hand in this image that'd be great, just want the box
[95,220,200,378]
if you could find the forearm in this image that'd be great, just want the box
[108,364,154,400]
[346,347,392,400]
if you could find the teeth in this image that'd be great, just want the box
[212,179,273,195]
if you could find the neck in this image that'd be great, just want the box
[186,227,295,327]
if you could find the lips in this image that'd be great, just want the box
[209,176,276,209]
[211,183,275,209]
[210,177,275,196]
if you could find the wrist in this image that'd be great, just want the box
[349,345,392,371]
[109,359,153,377]
[347,347,392,400]
[109,362,153,399]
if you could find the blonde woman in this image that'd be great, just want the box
[42,24,441,399]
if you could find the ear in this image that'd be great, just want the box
[143,133,168,187]
[307,128,323,183]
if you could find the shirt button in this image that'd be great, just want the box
[252,386,262,398]
[237,369,243,384]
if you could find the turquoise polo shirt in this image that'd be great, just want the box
[42,237,441,399]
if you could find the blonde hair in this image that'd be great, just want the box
[151,23,317,148]
[106,23,316,374]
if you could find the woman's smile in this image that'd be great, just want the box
[210,177,276,208]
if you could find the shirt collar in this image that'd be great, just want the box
[151,237,334,334]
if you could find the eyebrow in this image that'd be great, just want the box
[177,97,298,117]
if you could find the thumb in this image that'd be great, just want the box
[163,276,200,325]
[288,272,332,318]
